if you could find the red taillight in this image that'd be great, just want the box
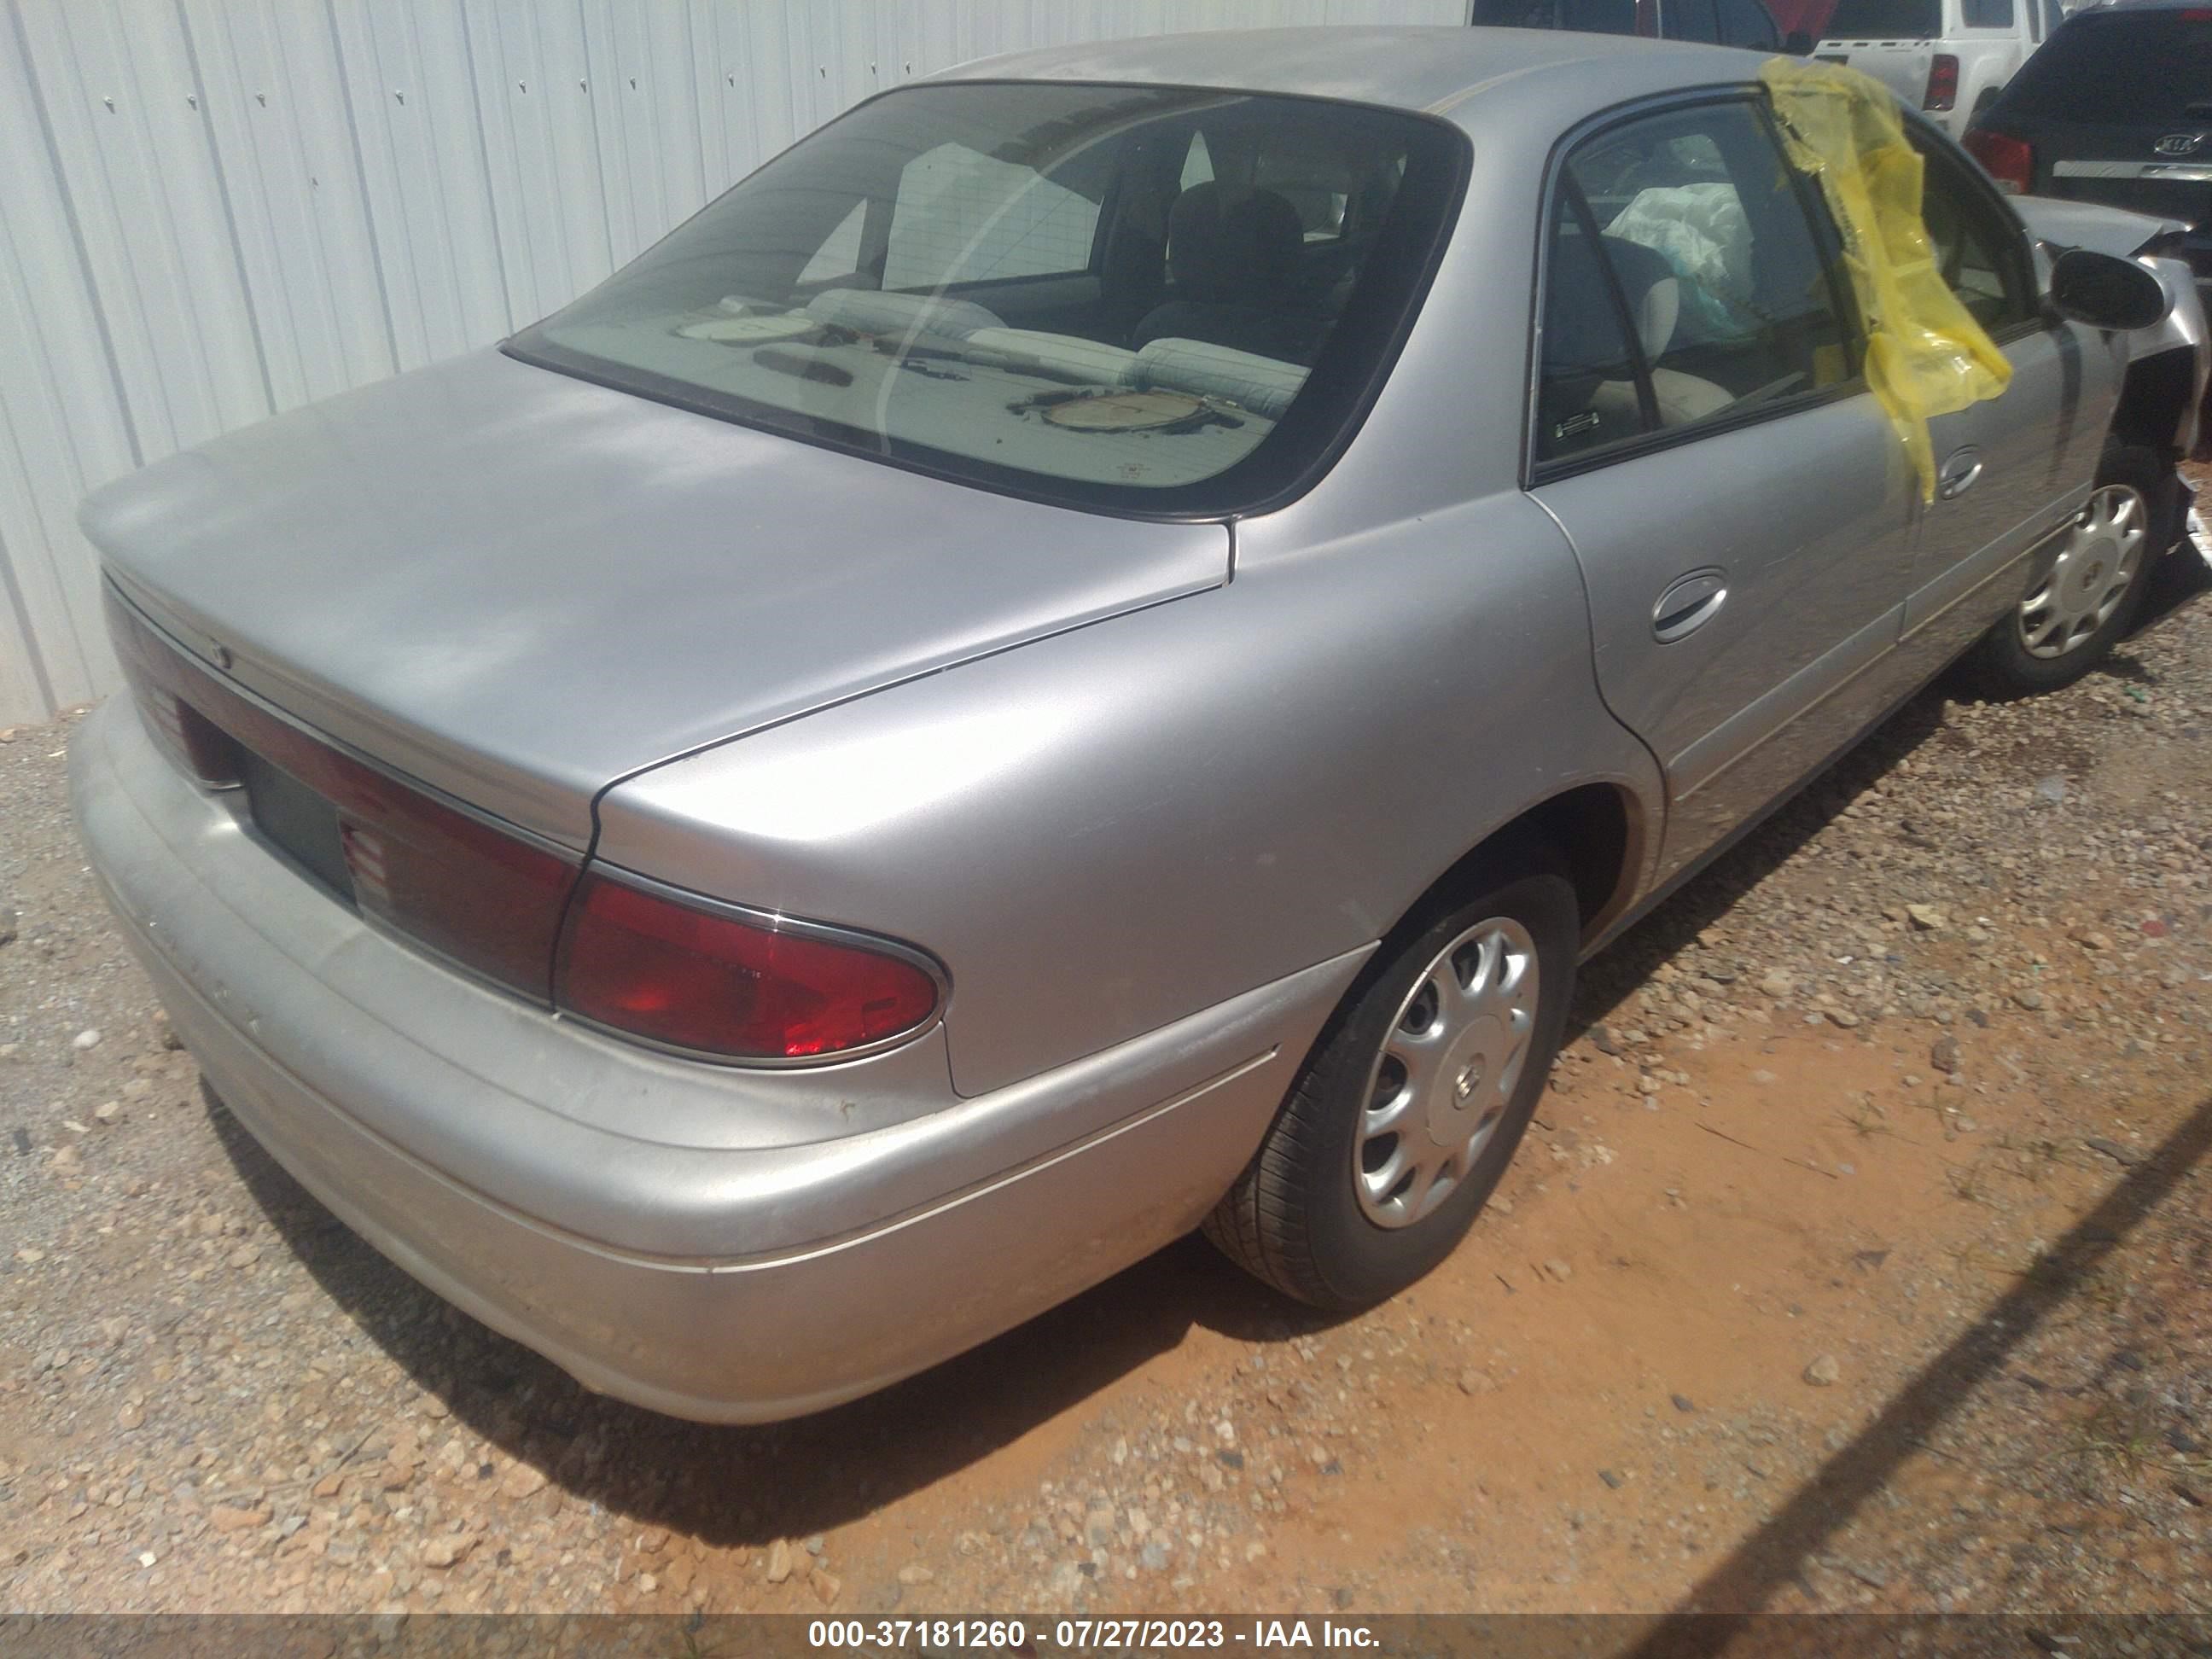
[1965,128,2034,194]
[103,586,580,999]
[1923,54,1959,112]
[555,872,941,1061]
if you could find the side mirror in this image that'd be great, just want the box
[1784,28,1815,53]
[2047,247,2172,332]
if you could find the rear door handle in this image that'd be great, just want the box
[1652,569,1727,643]
[1937,446,1983,501]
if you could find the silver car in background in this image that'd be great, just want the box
[71,27,2203,1422]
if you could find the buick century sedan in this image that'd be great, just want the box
[73,27,2206,1421]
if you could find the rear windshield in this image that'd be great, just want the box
[1999,11,2212,124]
[508,82,1464,516]
[1824,0,1941,36]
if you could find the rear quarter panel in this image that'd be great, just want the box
[594,491,1659,1098]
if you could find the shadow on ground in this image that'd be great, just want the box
[1624,1091,2212,1654]
[212,562,2210,1559]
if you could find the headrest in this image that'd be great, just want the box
[1598,235,1681,359]
[1166,183,1303,304]
[1544,231,1633,377]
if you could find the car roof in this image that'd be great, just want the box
[922,25,1767,122]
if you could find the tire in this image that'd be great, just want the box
[1963,443,2172,700]
[1203,851,1579,1312]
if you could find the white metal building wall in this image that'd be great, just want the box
[0,0,1464,727]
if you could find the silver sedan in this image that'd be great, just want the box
[72,26,2203,1421]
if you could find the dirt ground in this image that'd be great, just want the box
[2,550,2208,1627]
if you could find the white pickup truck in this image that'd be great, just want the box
[1813,0,2065,136]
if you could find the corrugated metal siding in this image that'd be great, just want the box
[0,0,1464,725]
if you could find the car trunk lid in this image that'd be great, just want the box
[83,349,1230,848]
[1815,0,1944,108]
[1813,38,1940,113]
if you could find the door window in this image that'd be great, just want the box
[1962,0,2014,27]
[1535,193,1653,462]
[1912,132,2037,331]
[883,143,1102,290]
[1714,0,1782,48]
[1535,98,1856,469]
[1662,0,1722,42]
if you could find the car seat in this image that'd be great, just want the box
[1132,182,1328,364]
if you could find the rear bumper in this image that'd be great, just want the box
[72,700,1362,1421]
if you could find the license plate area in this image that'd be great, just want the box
[239,746,356,902]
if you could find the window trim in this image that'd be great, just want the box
[1524,86,1871,491]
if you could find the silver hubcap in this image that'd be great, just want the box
[2017,486,2145,660]
[1353,917,1539,1230]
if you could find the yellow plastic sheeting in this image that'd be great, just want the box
[1761,57,2011,501]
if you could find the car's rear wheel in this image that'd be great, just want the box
[1965,443,2169,698]
[1203,852,1577,1312]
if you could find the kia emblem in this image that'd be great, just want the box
[2153,131,2205,157]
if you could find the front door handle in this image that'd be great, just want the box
[1937,446,1984,501]
[1652,569,1727,643]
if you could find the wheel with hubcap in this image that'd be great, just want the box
[1353,915,1540,1231]
[1965,444,2170,697]
[1204,852,1578,1311]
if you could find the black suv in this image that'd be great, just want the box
[1967,0,2212,300]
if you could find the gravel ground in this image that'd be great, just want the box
[1,544,2208,1623]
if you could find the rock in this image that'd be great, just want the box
[1757,970,1796,999]
[1458,1367,1498,1395]
[897,1563,934,1586]
[1826,1009,1861,1029]
[812,1569,841,1605]
[2071,928,2114,952]
[117,1400,145,1431]
[1084,1506,1117,1547]
[1543,1258,1573,1283]
[2085,1137,2145,1167]
[1803,1354,1842,1388]
[92,1101,121,1125]
[2012,988,2046,1011]
[421,1534,475,1569]
[1590,1026,1621,1057]
[2034,777,2068,804]
[71,1028,102,1051]
[1598,1469,1625,1489]
[498,1464,548,1500]
[1671,1394,1697,1414]
[49,1145,79,1172]
[1905,905,1947,931]
[208,1505,272,1534]
[1140,1541,1171,1571]
[765,1540,794,1584]
[1930,1036,1961,1074]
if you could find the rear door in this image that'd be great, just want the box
[1529,93,1918,882]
